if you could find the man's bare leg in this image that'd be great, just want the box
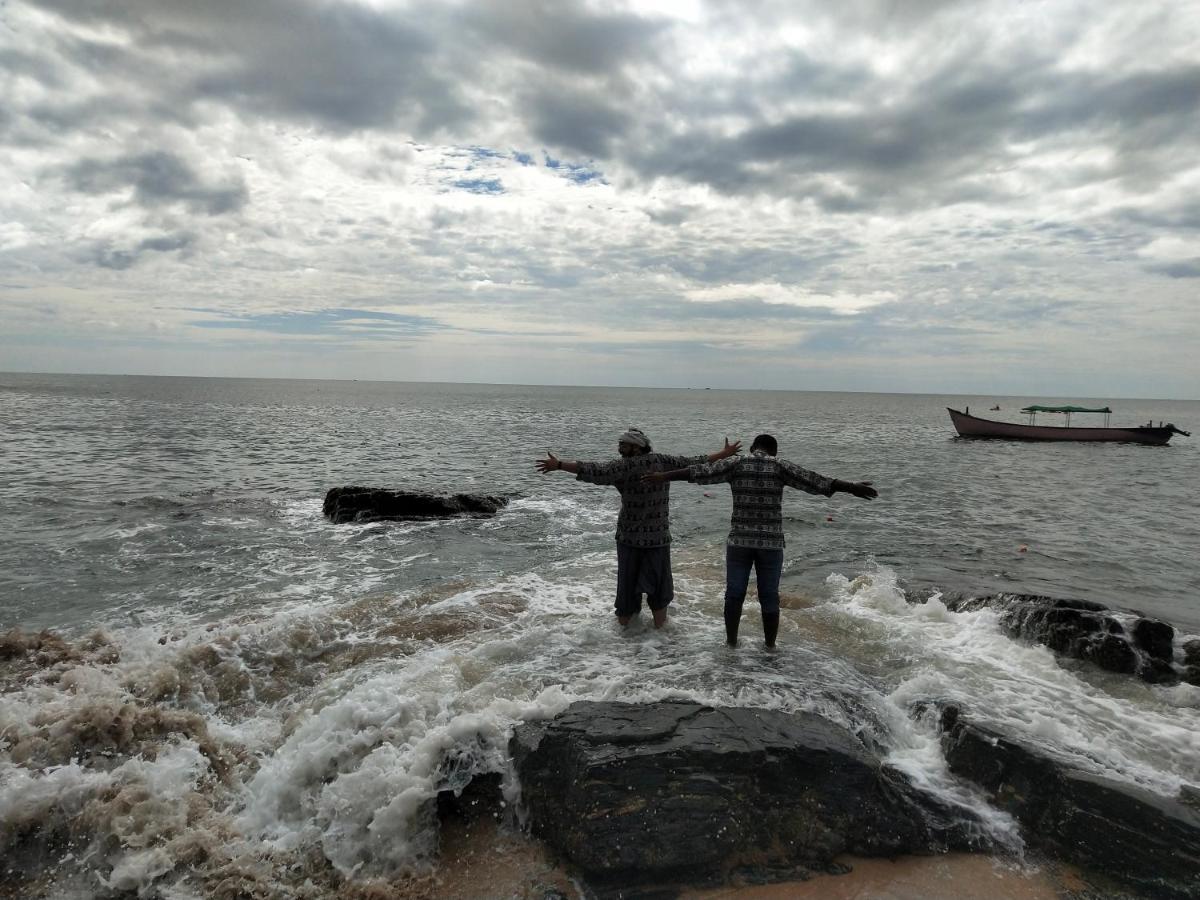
[618,615,632,627]
[652,607,668,628]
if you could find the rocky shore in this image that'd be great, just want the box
[921,592,1200,687]
[500,700,1200,899]
[940,706,1200,899]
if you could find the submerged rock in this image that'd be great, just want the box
[1183,640,1200,687]
[510,700,988,888]
[940,710,1200,899]
[932,593,1186,685]
[323,487,508,524]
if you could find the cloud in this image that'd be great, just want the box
[94,232,195,270]
[685,283,894,315]
[468,0,666,75]
[2,0,1199,396]
[1145,260,1200,279]
[23,0,475,132]
[190,307,446,338]
[525,86,633,159]
[62,151,247,215]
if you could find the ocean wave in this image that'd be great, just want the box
[2,559,1192,896]
[821,566,1200,797]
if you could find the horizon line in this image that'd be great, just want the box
[1,369,1195,403]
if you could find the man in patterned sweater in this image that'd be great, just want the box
[536,428,740,628]
[645,433,877,648]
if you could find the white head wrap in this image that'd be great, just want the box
[618,428,650,448]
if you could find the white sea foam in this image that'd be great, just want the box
[490,496,615,545]
[3,553,1194,896]
[111,522,167,540]
[822,566,1200,797]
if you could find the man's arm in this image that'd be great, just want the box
[537,451,627,485]
[832,479,878,500]
[778,460,877,499]
[644,454,740,485]
[658,437,742,470]
[708,437,741,462]
[644,466,690,484]
[536,451,582,475]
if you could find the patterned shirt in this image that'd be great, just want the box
[689,450,835,549]
[576,452,708,548]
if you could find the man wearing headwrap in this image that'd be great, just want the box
[537,429,740,628]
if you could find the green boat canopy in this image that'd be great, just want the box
[1020,405,1112,414]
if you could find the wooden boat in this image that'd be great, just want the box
[948,405,1190,445]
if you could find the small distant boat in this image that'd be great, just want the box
[948,405,1190,445]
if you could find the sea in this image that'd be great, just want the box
[1,373,1197,897]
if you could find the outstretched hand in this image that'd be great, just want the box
[848,481,878,500]
[721,436,742,458]
[536,451,561,474]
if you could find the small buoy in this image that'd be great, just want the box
[703,492,715,498]
[826,516,834,522]
[1018,544,1028,553]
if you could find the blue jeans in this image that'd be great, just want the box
[725,545,784,616]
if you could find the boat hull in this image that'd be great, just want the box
[947,409,1175,445]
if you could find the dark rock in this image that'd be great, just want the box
[436,772,504,825]
[511,701,988,888]
[934,593,1180,686]
[1079,632,1137,674]
[1140,657,1180,685]
[1181,785,1200,810]
[942,717,1200,899]
[1183,639,1200,668]
[323,487,508,524]
[1133,618,1176,661]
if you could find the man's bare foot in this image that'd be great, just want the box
[764,643,779,653]
[726,639,738,648]
[618,615,632,627]
[652,608,668,628]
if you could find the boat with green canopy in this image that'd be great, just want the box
[947,405,1190,445]
[1021,405,1112,426]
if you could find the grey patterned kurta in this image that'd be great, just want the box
[689,451,834,549]
[576,452,708,547]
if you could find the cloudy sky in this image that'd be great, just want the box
[2,0,1198,397]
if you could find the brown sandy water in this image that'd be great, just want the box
[323,823,1099,900]
[686,855,1081,900]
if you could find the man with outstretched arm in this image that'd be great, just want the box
[536,428,740,629]
[645,433,877,649]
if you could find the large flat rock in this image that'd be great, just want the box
[941,710,1200,899]
[323,487,508,524]
[510,701,987,887]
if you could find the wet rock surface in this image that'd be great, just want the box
[510,700,988,889]
[930,593,1193,686]
[940,709,1200,900]
[1184,639,1200,687]
[322,486,509,524]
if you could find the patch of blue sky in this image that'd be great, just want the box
[562,166,604,185]
[541,150,604,185]
[468,145,505,160]
[190,307,445,336]
[512,150,534,166]
[451,177,505,194]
